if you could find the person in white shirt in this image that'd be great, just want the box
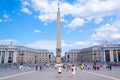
[71,65,76,79]
[58,66,62,78]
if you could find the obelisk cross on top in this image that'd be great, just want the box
[56,3,61,64]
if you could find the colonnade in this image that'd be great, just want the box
[0,50,17,63]
[103,49,120,62]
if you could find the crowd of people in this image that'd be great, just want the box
[1,62,120,80]
[55,62,120,80]
[2,62,118,71]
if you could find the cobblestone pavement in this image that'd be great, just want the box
[0,67,120,80]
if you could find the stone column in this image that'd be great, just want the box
[103,50,106,62]
[4,50,8,63]
[116,50,118,62]
[13,51,17,63]
[110,49,114,62]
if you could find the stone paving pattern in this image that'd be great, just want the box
[0,67,120,80]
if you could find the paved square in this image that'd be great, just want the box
[0,67,120,80]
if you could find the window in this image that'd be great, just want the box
[49,55,51,59]
[67,55,70,59]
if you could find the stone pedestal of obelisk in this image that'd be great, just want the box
[56,3,62,65]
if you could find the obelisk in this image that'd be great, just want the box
[56,3,61,65]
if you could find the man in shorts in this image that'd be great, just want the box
[58,66,62,78]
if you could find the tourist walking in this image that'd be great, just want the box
[108,63,112,70]
[109,64,112,70]
[39,65,42,70]
[35,65,39,71]
[80,64,84,70]
[58,66,62,78]
[71,65,76,80]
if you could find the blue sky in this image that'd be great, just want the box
[0,0,120,56]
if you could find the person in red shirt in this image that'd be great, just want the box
[36,65,38,71]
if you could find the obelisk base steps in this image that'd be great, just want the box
[56,57,62,66]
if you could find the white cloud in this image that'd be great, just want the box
[61,41,67,47]
[21,7,32,14]
[38,13,56,22]
[17,0,120,52]
[25,40,68,50]
[29,0,120,26]
[76,0,88,4]
[25,40,56,50]
[63,18,120,50]
[31,0,74,22]
[62,40,100,50]
[24,39,102,55]
[61,18,68,23]
[74,0,120,17]
[69,41,89,48]
[94,17,103,24]
[25,40,70,55]
[34,29,41,32]
[86,16,93,21]
[31,0,58,22]
[22,1,30,6]
[21,0,31,14]
[91,19,120,41]
[3,14,9,19]
[0,39,18,45]
[31,0,57,13]
[65,18,85,28]
[1,14,12,22]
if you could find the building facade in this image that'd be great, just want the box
[65,44,120,63]
[65,49,80,63]
[0,45,55,64]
